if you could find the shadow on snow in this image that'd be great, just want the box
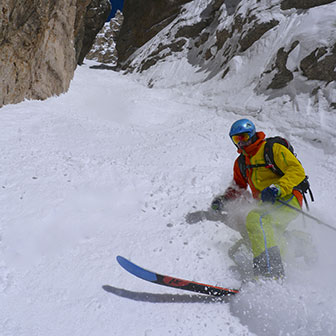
[102,285,231,303]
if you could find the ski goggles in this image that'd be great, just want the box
[231,132,251,145]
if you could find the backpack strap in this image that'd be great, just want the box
[237,141,274,180]
[263,137,289,176]
[238,153,247,181]
[238,138,292,178]
[294,176,314,209]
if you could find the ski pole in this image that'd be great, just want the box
[277,199,336,232]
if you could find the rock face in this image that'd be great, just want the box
[300,45,336,82]
[281,0,335,10]
[116,0,336,100]
[74,0,94,64]
[0,0,110,108]
[117,0,282,74]
[77,0,112,64]
[86,10,124,64]
[116,0,193,65]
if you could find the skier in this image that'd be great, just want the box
[211,119,306,279]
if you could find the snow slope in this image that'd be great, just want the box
[1,61,336,336]
[127,0,336,138]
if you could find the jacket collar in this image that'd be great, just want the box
[237,131,266,157]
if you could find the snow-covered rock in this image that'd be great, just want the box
[77,0,112,65]
[116,0,192,64]
[86,10,124,65]
[117,0,336,109]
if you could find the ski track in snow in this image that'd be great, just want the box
[0,62,335,336]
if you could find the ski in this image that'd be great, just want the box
[116,255,239,297]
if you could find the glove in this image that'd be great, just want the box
[211,197,226,212]
[261,184,281,203]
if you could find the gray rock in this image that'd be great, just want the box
[77,0,112,65]
[114,0,336,101]
[116,0,192,66]
[267,41,299,90]
[300,45,336,82]
[281,0,336,10]
[0,0,110,108]
[86,10,124,64]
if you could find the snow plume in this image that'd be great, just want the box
[231,277,336,336]
[222,185,336,335]
[228,210,336,336]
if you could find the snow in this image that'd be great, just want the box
[1,55,336,336]
[127,0,336,140]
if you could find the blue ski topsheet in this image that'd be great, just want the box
[117,255,157,282]
[116,255,240,296]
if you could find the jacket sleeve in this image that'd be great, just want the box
[272,143,306,197]
[222,158,248,200]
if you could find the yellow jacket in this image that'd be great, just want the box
[232,132,306,203]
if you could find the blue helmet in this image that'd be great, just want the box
[229,119,256,138]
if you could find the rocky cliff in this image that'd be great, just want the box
[86,10,124,65]
[0,0,110,108]
[77,0,112,65]
[116,0,336,107]
[117,0,193,64]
